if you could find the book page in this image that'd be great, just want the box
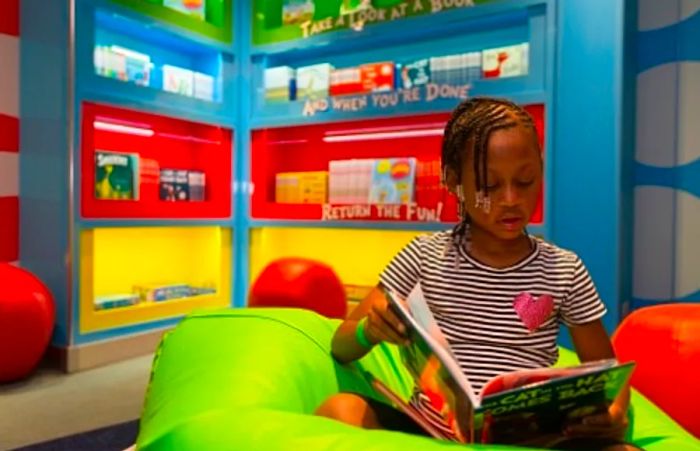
[383,284,479,442]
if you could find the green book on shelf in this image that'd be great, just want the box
[95,151,140,200]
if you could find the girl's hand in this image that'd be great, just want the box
[363,292,410,346]
[564,401,628,440]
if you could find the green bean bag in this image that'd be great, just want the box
[136,308,700,450]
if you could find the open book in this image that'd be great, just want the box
[372,284,635,446]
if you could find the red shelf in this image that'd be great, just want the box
[81,103,232,220]
[251,106,545,225]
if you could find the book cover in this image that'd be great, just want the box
[282,0,315,25]
[378,285,635,446]
[160,169,176,201]
[164,0,206,20]
[399,58,430,90]
[330,67,364,96]
[163,65,195,97]
[361,62,395,92]
[95,151,139,200]
[476,361,634,445]
[264,66,296,103]
[188,171,206,201]
[296,63,333,100]
[482,43,529,79]
[340,0,372,15]
[107,46,152,87]
[193,72,215,101]
[369,158,416,204]
[174,170,190,201]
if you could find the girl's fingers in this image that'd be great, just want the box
[373,303,407,336]
[367,312,410,345]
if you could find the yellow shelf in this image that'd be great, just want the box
[249,227,423,288]
[80,226,232,333]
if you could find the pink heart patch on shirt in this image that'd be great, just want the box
[513,292,554,332]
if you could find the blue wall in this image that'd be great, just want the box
[552,0,635,338]
[632,0,700,309]
[20,0,73,347]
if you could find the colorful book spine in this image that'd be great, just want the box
[429,51,481,85]
[94,294,140,311]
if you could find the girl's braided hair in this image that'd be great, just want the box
[441,97,539,247]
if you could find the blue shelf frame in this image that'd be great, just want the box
[20,0,635,349]
[75,0,237,126]
[70,0,239,345]
[21,0,239,347]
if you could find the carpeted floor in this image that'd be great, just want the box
[12,420,138,451]
[0,355,152,450]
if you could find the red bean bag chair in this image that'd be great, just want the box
[249,258,347,319]
[612,303,700,438]
[0,263,55,383]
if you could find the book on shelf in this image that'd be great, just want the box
[164,0,206,20]
[482,43,529,79]
[95,150,140,201]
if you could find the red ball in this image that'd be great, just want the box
[249,258,347,319]
[0,263,55,383]
[613,303,700,438]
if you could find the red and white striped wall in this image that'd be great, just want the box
[0,0,19,264]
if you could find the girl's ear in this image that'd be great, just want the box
[442,166,460,194]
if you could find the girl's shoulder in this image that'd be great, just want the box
[407,230,453,252]
[533,237,582,267]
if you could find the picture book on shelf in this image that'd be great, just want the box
[282,0,315,25]
[482,43,529,79]
[368,158,416,204]
[95,151,139,200]
[372,284,635,446]
[164,0,206,20]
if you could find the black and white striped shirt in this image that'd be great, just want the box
[379,231,607,396]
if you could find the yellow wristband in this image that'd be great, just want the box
[355,318,373,349]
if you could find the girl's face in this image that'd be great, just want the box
[460,125,542,241]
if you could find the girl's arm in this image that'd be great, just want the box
[331,286,409,364]
[566,319,630,438]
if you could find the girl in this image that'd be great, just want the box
[317,97,639,451]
